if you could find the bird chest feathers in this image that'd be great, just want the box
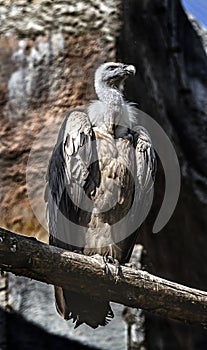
[90,128,136,215]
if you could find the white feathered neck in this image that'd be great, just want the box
[88,81,137,135]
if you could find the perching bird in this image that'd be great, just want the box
[45,62,156,328]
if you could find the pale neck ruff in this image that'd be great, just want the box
[88,80,132,134]
[95,80,124,105]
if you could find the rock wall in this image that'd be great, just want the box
[0,274,126,350]
[188,14,207,54]
[0,0,121,241]
[117,0,207,348]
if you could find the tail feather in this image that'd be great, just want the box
[54,286,71,320]
[54,286,114,328]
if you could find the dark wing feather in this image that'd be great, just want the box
[45,110,97,250]
[45,110,112,328]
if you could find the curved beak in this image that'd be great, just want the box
[124,64,136,76]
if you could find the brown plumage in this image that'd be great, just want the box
[45,62,156,328]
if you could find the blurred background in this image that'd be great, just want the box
[0,0,207,349]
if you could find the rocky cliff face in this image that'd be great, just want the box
[118,0,207,348]
[0,0,121,241]
[188,13,207,54]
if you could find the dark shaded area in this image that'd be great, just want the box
[0,308,99,350]
[118,0,207,348]
[145,313,207,350]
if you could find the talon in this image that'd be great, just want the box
[114,275,120,284]
[115,263,121,277]
[102,255,121,277]
[104,263,111,275]
[107,255,115,264]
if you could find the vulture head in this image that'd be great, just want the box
[95,62,136,90]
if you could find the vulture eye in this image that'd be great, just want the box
[107,66,118,71]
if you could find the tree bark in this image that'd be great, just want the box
[0,227,207,327]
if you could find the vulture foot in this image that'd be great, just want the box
[103,256,121,282]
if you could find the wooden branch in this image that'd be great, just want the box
[0,227,207,327]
